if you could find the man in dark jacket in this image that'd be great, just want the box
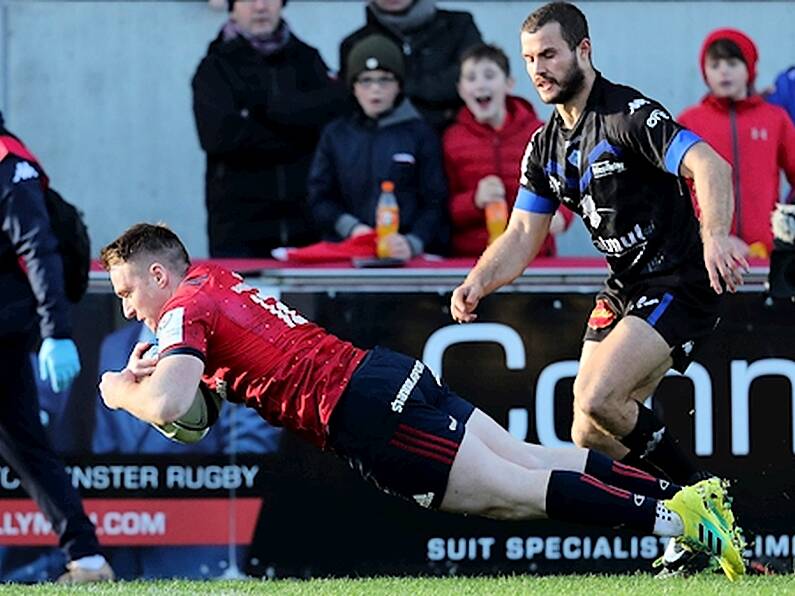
[339,0,482,133]
[192,0,346,257]
[0,113,113,583]
[308,34,448,258]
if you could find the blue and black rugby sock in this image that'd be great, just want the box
[585,450,680,499]
[620,401,698,486]
[545,470,656,533]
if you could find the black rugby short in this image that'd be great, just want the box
[327,346,475,509]
[583,260,722,372]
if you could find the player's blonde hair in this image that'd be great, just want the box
[100,223,190,273]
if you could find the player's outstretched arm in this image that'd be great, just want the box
[451,210,551,323]
[99,354,204,425]
[680,141,748,294]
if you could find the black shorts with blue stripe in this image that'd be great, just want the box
[327,346,475,510]
[583,260,722,372]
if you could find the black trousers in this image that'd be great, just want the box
[0,334,99,561]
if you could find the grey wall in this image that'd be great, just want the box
[1,1,793,257]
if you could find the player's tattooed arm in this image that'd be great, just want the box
[681,142,749,294]
[99,354,204,425]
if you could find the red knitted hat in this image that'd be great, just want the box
[700,28,758,85]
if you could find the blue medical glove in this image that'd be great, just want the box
[38,338,81,394]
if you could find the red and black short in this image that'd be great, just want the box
[583,261,722,372]
[327,347,475,510]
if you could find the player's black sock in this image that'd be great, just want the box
[584,450,680,499]
[620,402,698,485]
[545,470,656,533]
[621,450,671,481]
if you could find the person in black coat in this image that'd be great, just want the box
[192,0,346,257]
[339,0,482,133]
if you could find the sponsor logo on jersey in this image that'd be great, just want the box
[448,416,458,432]
[12,161,38,183]
[627,98,650,115]
[591,160,626,179]
[587,298,616,330]
[390,360,425,413]
[645,109,670,128]
[633,495,646,507]
[157,307,185,349]
[548,175,563,197]
[593,223,652,255]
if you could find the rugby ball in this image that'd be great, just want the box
[151,384,223,444]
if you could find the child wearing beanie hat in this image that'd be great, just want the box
[306,33,448,260]
[678,28,795,258]
[345,34,405,88]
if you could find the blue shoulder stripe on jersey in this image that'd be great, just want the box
[579,141,624,193]
[515,187,558,214]
[664,129,702,175]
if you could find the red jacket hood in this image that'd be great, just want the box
[699,28,758,85]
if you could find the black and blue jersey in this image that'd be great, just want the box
[517,73,704,282]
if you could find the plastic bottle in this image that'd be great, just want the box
[485,199,508,244]
[376,180,399,258]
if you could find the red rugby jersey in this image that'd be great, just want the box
[155,264,367,448]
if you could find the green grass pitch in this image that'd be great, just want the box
[0,574,791,595]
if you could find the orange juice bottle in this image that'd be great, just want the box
[376,180,399,258]
[485,199,508,244]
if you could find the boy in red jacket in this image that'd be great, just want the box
[443,43,571,257]
[678,28,795,258]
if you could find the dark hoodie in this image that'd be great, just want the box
[678,29,795,253]
[192,25,346,256]
[307,98,449,255]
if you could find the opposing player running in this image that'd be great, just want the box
[450,1,749,576]
[98,223,744,579]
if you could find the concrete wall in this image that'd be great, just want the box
[1,1,793,257]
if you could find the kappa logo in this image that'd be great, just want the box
[413,492,434,509]
[448,416,458,432]
[643,427,666,458]
[12,161,39,183]
[646,109,670,128]
[681,340,695,356]
[548,175,563,197]
[633,495,646,507]
[627,98,650,115]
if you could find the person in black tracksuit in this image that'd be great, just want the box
[192,0,346,257]
[452,2,747,487]
[339,0,482,133]
[0,115,112,582]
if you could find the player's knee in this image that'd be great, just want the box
[573,379,615,423]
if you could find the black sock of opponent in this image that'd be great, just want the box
[620,402,698,485]
[545,470,656,534]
